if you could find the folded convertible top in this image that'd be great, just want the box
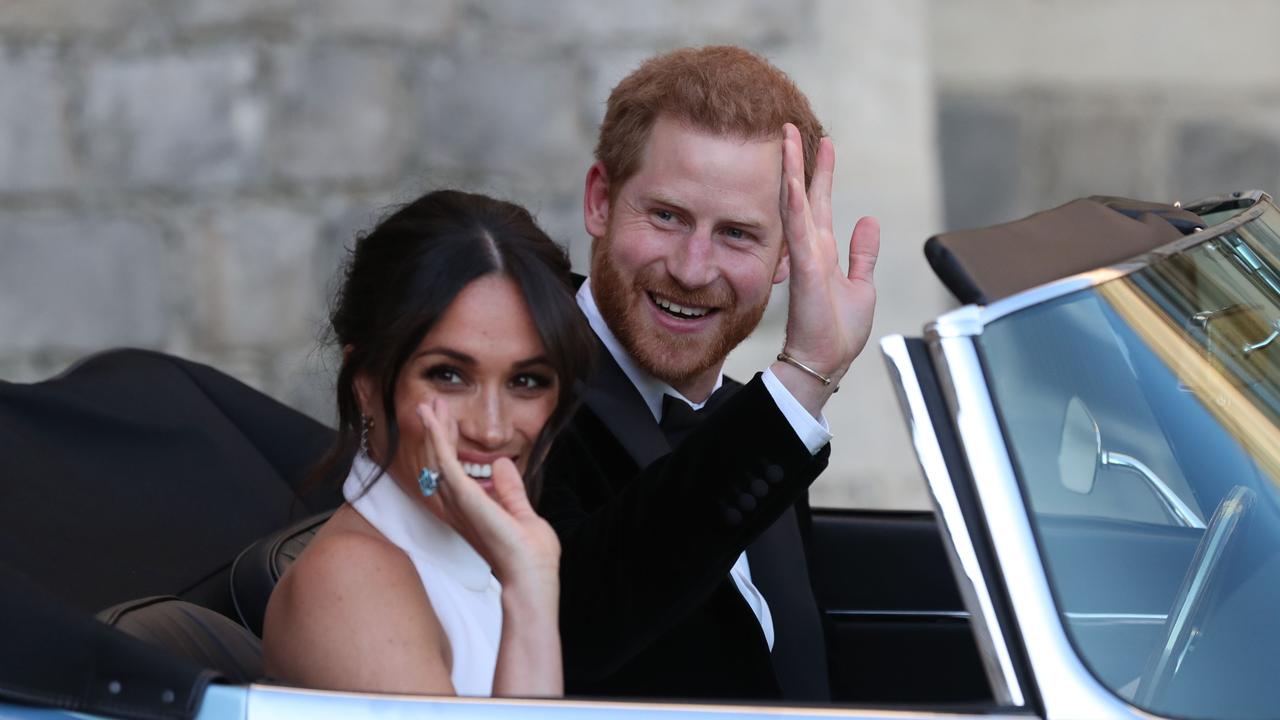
[925,196,1207,305]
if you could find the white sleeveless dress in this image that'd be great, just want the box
[343,454,503,697]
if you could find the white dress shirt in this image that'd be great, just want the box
[576,279,832,652]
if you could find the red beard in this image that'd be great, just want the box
[590,233,768,386]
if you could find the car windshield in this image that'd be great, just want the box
[977,202,1280,720]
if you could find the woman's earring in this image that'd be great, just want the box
[359,415,374,456]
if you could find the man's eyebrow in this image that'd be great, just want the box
[646,192,768,230]
[646,192,689,213]
[720,215,767,230]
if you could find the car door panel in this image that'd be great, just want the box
[810,509,992,704]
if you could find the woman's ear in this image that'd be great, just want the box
[355,376,375,418]
[584,161,611,240]
[348,350,374,420]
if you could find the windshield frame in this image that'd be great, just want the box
[930,192,1272,342]
[910,193,1275,720]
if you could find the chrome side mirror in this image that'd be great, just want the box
[1058,396,1101,495]
[1056,396,1205,527]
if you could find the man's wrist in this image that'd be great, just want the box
[768,360,837,421]
[761,367,831,454]
[775,351,837,390]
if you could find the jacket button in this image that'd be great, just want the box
[748,477,769,498]
[763,464,784,484]
[737,492,757,511]
[722,506,743,527]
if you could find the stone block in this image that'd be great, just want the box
[0,209,171,354]
[178,202,323,349]
[314,193,395,284]
[1172,119,1280,203]
[1031,97,1158,208]
[417,53,588,195]
[267,46,411,184]
[274,344,338,425]
[937,94,1025,231]
[472,0,806,47]
[173,0,297,29]
[582,47,656,130]
[0,0,156,36]
[931,0,1280,93]
[302,0,461,42]
[82,49,265,188]
[0,45,76,192]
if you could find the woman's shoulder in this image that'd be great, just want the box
[263,505,453,691]
[273,506,422,607]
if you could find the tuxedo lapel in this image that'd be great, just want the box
[572,315,826,699]
[747,507,830,701]
[578,338,669,470]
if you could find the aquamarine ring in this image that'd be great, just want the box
[417,467,440,497]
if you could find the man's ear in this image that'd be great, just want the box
[584,161,611,240]
[773,244,791,284]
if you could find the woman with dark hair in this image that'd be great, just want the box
[262,190,594,697]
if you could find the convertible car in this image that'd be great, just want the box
[2,190,1277,720]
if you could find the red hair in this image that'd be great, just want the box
[595,45,825,195]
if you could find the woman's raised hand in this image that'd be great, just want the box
[414,399,560,588]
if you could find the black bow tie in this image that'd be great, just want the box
[659,387,730,447]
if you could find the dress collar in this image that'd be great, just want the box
[343,454,494,593]
[576,278,723,421]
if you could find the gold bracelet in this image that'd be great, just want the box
[776,351,837,390]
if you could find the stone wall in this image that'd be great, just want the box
[0,1,944,509]
[932,0,1280,232]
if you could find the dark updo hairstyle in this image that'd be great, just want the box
[316,189,594,501]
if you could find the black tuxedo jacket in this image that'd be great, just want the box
[540,337,832,700]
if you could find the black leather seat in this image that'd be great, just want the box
[98,596,263,683]
[230,511,334,638]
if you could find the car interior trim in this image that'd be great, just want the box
[931,335,1147,719]
[824,609,971,620]
[881,335,1025,707]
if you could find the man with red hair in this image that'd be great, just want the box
[541,45,880,701]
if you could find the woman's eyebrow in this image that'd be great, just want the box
[414,348,476,364]
[513,356,552,370]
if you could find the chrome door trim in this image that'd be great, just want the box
[930,334,1146,719]
[1063,612,1166,626]
[242,683,1023,720]
[880,335,1025,707]
[197,683,249,720]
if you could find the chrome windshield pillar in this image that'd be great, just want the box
[881,335,1025,707]
[928,332,1144,720]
